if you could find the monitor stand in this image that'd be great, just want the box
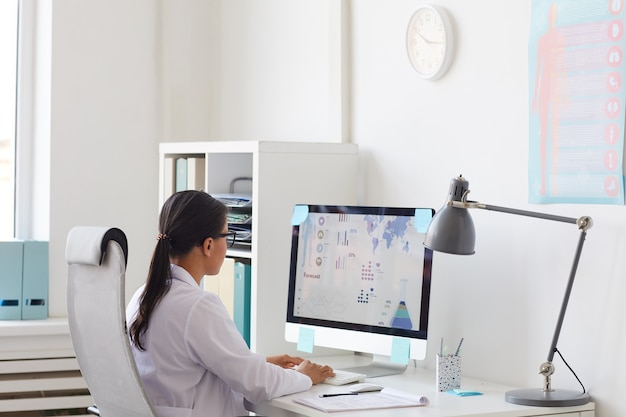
[338,353,408,378]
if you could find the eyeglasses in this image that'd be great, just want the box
[216,231,237,248]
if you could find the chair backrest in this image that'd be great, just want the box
[66,226,156,417]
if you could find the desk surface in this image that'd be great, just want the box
[247,355,595,417]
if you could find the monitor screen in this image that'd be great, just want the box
[285,204,434,376]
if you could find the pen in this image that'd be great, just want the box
[454,337,464,356]
[319,393,359,398]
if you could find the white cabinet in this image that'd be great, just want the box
[159,141,358,354]
[0,319,92,415]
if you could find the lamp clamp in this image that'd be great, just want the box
[539,361,555,392]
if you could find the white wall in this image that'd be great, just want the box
[353,3,625,416]
[217,1,333,141]
[48,0,160,317]
[47,1,626,416]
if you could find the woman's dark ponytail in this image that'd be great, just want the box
[129,191,227,350]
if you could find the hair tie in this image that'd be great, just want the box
[156,233,171,241]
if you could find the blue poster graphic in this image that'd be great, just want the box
[529,0,625,204]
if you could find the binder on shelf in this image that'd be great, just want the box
[175,157,188,191]
[218,257,235,320]
[202,258,250,345]
[234,261,251,347]
[163,157,176,196]
[203,257,235,320]
[187,157,206,191]
[0,241,24,320]
[21,241,49,320]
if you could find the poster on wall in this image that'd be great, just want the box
[528,0,625,204]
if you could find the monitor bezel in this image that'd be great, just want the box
[286,204,434,342]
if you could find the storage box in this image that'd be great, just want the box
[21,241,49,320]
[0,241,24,320]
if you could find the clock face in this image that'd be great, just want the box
[406,5,453,80]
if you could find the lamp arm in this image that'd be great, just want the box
[449,200,593,232]
[546,229,586,363]
[482,204,577,225]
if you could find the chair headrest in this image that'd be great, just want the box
[66,226,128,267]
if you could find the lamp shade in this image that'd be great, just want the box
[424,175,476,255]
[424,204,476,255]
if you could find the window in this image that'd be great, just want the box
[0,0,18,240]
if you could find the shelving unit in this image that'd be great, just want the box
[159,141,358,354]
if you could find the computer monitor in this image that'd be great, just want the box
[285,204,434,377]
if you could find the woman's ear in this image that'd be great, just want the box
[202,237,212,255]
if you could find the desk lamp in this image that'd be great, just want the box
[424,175,591,407]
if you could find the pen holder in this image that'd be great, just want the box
[436,354,461,392]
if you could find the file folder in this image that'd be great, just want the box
[234,262,251,347]
[21,241,49,320]
[0,241,24,320]
[202,259,250,345]
[217,258,235,320]
[175,157,188,191]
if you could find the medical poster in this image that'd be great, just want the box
[528,0,625,204]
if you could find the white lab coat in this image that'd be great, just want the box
[126,264,312,417]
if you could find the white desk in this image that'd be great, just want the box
[246,355,595,417]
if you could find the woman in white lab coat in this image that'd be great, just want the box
[127,190,334,417]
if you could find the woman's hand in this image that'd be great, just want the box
[294,359,335,385]
[267,354,305,369]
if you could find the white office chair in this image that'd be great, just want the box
[66,226,157,417]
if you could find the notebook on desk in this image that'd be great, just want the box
[293,388,429,413]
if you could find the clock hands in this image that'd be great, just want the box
[416,33,444,45]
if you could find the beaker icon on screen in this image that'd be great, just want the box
[391,279,412,329]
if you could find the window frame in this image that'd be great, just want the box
[0,0,19,240]
[14,0,51,241]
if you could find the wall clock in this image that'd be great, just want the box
[406,5,455,80]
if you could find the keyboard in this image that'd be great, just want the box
[323,369,367,386]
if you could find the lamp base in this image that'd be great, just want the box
[505,388,590,407]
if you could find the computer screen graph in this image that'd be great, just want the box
[285,204,434,376]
